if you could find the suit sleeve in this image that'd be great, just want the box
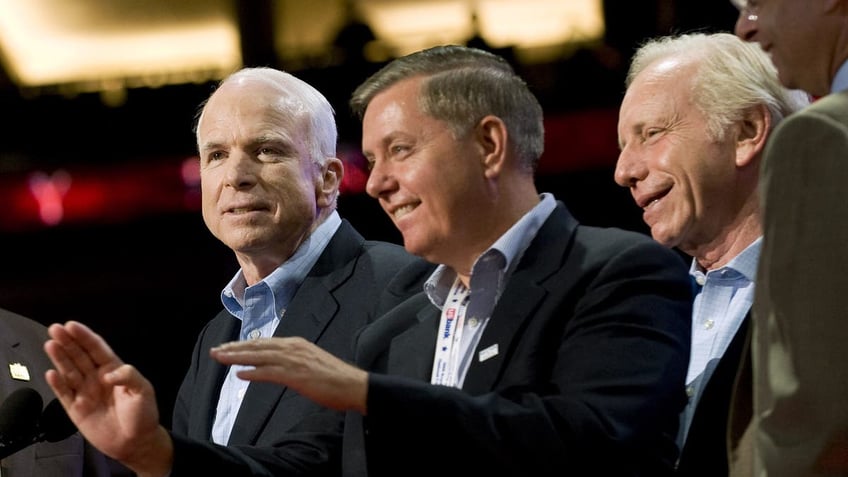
[753,107,848,477]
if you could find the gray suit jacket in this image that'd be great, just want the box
[733,91,848,477]
[169,220,432,476]
[0,308,110,477]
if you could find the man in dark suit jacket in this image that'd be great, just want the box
[0,308,109,477]
[614,33,808,476]
[734,2,848,475]
[210,45,694,476]
[169,220,429,475]
[39,67,428,477]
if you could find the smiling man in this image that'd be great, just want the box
[42,67,430,477]
[202,45,696,476]
[733,1,848,475]
[615,33,807,477]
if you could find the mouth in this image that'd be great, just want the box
[389,201,420,221]
[636,188,670,210]
[224,204,270,215]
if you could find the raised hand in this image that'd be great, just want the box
[43,320,173,477]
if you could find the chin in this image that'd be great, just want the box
[650,229,678,249]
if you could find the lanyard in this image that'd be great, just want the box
[430,277,471,387]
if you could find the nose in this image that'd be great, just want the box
[223,152,258,190]
[365,158,396,199]
[735,11,758,42]
[613,147,645,189]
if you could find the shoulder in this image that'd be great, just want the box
[572,222,686,269]
[0,308,48,347]
[772,94,848,140]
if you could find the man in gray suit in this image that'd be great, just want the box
[0,308,109,477]
[40,67,428,477]
[733,1,848,475]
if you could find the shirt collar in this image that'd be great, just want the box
[688,236,762,283]
[424,193,557,307]
[831,58,848,93]
[221,211,342,318]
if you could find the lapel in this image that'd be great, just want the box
[462,204,577,395]
[190,311,239,440]
[228,221,362,445]
[386,305,441,380]
[377,204,577,393]
[727,312,753,452]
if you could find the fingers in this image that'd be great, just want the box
[63,321,123,368]
[47,321,123,371]
[44,321,125,400]
[210,337,295,366]
[44,367,75,405]
[103,363,151,393]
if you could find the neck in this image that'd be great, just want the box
[690,214,761,271]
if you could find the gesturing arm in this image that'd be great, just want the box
[43,320,174,477]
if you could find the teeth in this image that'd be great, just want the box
[231,208,250,214]
[393,204,416,219]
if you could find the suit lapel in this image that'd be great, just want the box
[228,221,360,445]
[462,204,577,395]
[190,312,238,440]
[387,306,441,380]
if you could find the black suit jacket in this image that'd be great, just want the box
[343,204,693,477]
[169,220,431,476]
[675,313,751,476]
[0,309,110,477]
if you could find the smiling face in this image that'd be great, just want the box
[735,0,836,95]
[362,76,493,271]
[197,78,331,270]
[614,58,740,254]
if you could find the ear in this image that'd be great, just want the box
[735,104,771,168]
[475,115,509,180]
[316,157,344,208]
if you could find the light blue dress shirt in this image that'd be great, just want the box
[210,211,341,445]
[424,193,556,388]
[676,237,761,450]
[831,58,848,93]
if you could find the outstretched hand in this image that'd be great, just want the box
[211,336,369,415]
[43,320,173,477]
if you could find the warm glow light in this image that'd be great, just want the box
[477,0,604,48]
[357,0,604,59]
[0,0,241,90]
[359,1,472,56]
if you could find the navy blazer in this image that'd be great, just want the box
[0,309,110,477]
[169,220,431,476]
[343,203,693,477]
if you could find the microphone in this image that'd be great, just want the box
[0,387,43,459]
[36,398,77,443]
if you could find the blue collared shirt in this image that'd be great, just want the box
[210,211,342,445]
[424,193,556,388]
[831,58,848,93]
[676,236,761,449]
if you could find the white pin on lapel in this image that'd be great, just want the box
[478,344,499,362]
[9,362,30,381]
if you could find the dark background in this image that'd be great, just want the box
[0,1,738,424]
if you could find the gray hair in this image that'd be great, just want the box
[350,45,544,172]
[195,67,337,165]
[628,33,809,140]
